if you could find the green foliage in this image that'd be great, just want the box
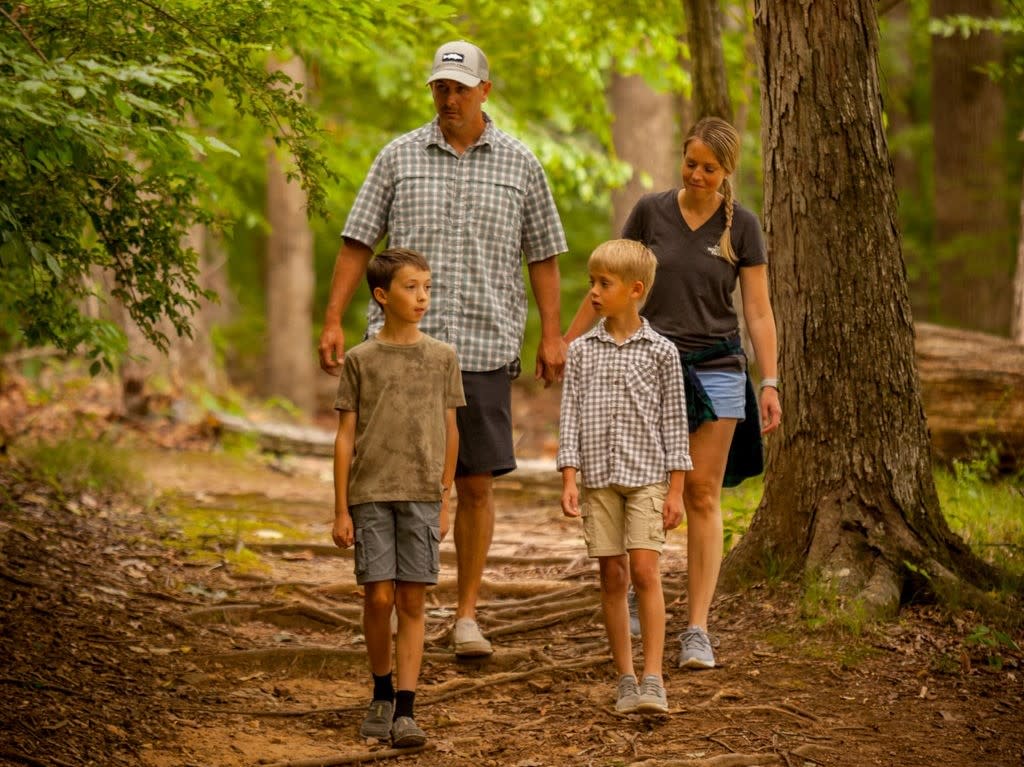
[964,623,1022,669]
[0,0,442,368]
[16,437,141,496]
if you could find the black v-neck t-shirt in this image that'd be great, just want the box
[622,189,767,371]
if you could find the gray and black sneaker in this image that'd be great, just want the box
[359,699,393,739]
[391,716,427,748]
[678,626,717,669]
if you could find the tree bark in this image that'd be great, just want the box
[931,0,1012,335]
[265,55,315,413]
[683,0,733,123]
[726,0,998,618]
[608,72,678,237]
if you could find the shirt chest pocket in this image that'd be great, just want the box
[391,173,446,233]
[624,360,661,409]
[467,180,524,251]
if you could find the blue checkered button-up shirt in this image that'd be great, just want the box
[557,318,693,489]
[342,115,568,373]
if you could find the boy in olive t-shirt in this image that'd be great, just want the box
[331,248,465,749]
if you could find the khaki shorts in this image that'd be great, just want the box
[581,482,668,557]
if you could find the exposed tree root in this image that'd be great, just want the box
[485,604,599,639]
[246,541,576,568]
[423,655,608,704]
[487,592,597,621]
[258,743,428,766]
[186,602,361,631]
[629,753,781,767]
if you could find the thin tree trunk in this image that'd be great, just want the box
[265,55,315,413]
[931,0,1012,335]
[1013,159,1024,345]
[683,0,733,123]
[726,0,998,618]
[608,72,678,237]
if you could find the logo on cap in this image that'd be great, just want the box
[442,53,465,63]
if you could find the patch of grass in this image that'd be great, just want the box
[799,572,868,636]
[936,460,1024,581]
[16,437,142,497]
[162,500,305,571]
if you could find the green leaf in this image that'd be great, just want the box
[204,135,241,157]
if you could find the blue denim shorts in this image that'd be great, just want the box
[694,370,746,420]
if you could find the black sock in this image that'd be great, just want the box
[372,672,394,703]
[394,689,415,720]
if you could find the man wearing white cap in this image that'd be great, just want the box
[319,40,567,665]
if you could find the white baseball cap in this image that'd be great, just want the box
[426,40,489,87]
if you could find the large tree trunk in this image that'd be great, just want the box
[608,73,678,237]
[682,0,733,123]
[265,55,315,413]
[931,0,1012,335]
[726,0,998,618]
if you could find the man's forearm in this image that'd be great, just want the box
[324,239,374,326]
[527,256,563,339]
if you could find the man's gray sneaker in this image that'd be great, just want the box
[627,586,641,637]
[678,626,717,669]
[390,716,427,748]
[635,674,669,713]
[359,699,393,739]
[614,674,641,713]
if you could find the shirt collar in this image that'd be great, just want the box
[426,112,494,152]
[583,316,658,346]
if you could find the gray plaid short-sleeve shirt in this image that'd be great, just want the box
[342,115,568,373]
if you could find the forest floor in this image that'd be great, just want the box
[1,373,1023,767]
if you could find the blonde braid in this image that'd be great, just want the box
[719,177,736,264]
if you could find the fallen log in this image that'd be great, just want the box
[209,323,1024,470]
[915,322,1024,471]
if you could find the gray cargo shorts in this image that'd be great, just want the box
[350,500,441,585]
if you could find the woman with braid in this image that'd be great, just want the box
[565,117,781,670]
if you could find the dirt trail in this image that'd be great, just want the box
[1,377,1022,767]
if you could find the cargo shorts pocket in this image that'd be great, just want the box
[579,501,593,548]
[354,538,368,578]
[427,526,441,574]
[647,496,666,546]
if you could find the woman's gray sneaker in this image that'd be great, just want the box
[678,626,717,669]
[614,674,641,713]
[635,674,669,713]
[359,699,393,739]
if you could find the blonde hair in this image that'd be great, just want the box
[588,239,657,303]
[684,117,741,264]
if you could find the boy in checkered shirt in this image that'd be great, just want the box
[557,239,692,714]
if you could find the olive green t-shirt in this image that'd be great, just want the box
[334,335,465,506]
